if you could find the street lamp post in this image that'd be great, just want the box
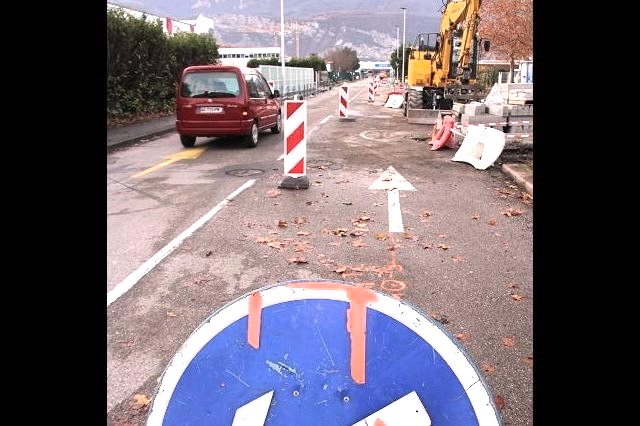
[280,0,286,98]
[401,7,406,84]
[396,26,399,81]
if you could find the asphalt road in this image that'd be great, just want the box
[107,79,533,425]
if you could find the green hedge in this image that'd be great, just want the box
[107,9,218,121]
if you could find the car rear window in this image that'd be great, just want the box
[181,71,241,98]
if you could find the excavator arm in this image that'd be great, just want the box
[435,0,482,85]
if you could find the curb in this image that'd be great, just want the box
[107,125,175,148]
[501,164,533,196]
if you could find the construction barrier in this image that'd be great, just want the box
[368,81,374,102]
[338,85,350,119]
[283,100,306,177]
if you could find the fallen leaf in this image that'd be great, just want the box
[329,241,341,246]
[131,394,150,410]
[501,208,523,217]
[355,222,368,228]
[511,294,524,301]
[521,356,533,367]
[321,192,330,198]
[267,189,281,198]
[472,215,480,220]
[167,311,177,317]
[293,217,308,225]
[288,257,308,264]
[342,201,352,205]
[373,202,384,207]
[375,232,387,241]
[331,228,349,237]
[350,229,366,237]
[268,230,279,235]
[305,201,315,205]
[277,220,288,227]
[495,395,505,410]
[487,219,497,226]
[256,237,272,243]
[436,243,449,250]
[358,216,371,222]
[481,362,495,374]
[423,244,432,249]
[297,231,311,236]
[267,241,283,249]
[451,255,464,263]
[520,192,533,203]
[205,250,212,257]
[455,333,468,341]
[507,283,519,289]
[437,315,450,324]
[438,234,447,239]
[502,337,516,347]
[352,239,366,248]
[335,266,347,274]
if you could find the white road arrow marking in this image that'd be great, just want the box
[351,391,432,426]
[231,390,274,426]
[369,166,417,233]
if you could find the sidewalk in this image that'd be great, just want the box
[107,115,175,147]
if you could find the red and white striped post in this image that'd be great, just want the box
[279,100,309,189]
[338,85,354,121]
[368,81,375,102]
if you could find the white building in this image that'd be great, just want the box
[218,47,283,67]
[106,3,214,36]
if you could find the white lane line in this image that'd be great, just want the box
[107,179,256,307]
[388,189,405,233]
[320,115,332,124]
[308,126,318,135]
[351,86,368,101]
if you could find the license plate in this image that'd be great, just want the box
[198,106,223,114]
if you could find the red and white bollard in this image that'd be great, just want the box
[338,85,353,121]
[368,81,375,102]
[279,100,309,189]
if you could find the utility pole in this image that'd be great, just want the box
[401,7,406,84]
[396,26,399,81]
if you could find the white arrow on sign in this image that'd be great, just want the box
[351,391,432,426]
[231,390,274,426]
[369,166,416,233]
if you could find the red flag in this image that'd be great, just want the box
[166,17,173,34]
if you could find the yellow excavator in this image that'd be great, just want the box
[404,0,489,113]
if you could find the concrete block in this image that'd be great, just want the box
[461,114,505,127]
[407,108,440,124]
[488,104,510,117]
[465,103,488,116]
[452,103,466,113]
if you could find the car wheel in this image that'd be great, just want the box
[271,112,282,134]
[180,135,196,147]
[245,122,259,148]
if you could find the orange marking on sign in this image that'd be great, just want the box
[287,281,377,384]
[247,292,262,349]
[374,419,386,426]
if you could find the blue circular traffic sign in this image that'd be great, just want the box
[148,280,501,425]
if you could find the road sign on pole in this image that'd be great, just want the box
[147,280,501,425]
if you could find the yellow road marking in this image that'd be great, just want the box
[132,147,206,178]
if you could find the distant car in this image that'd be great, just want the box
[176,65,281,148]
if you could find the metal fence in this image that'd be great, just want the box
[258,65,316,99]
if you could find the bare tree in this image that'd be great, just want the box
[324,46,360,72]
[479,0,533,82]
